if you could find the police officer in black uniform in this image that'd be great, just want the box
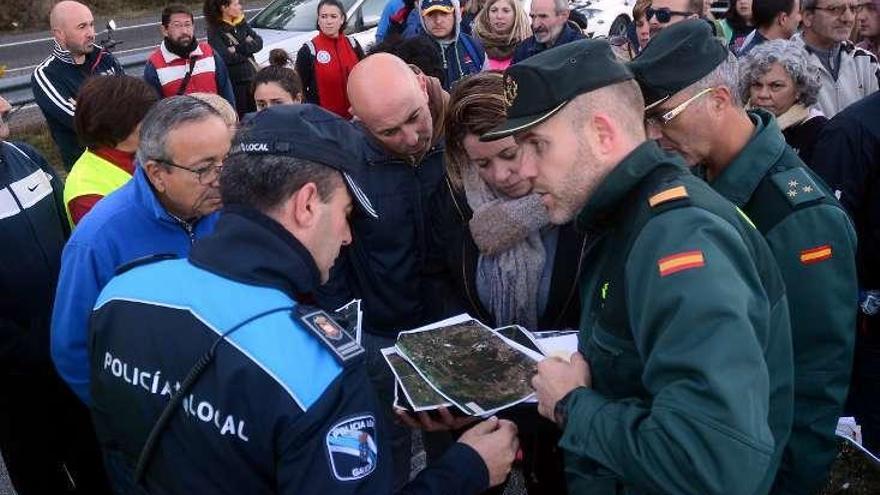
[88,104,519,495]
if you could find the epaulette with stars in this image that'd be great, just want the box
[769,167,825,207]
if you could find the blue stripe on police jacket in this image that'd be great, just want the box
[89,207,489,495]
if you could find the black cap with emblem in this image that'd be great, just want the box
[481,38,634,141]
[627,19,729,111]
[234,104,378,218]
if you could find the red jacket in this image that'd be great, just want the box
[296,33,364,119]
[144,41,235,105]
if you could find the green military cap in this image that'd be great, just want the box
[481,38,633,141]
[628,19,729,111]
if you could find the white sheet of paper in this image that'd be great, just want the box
[534,332,579,360]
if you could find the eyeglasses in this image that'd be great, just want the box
[645,87,715,127]
[645,7,694,23]
[168,22,194,29]
[812,3,858,15]
[155,158,224,185]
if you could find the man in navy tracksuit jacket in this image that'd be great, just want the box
[0,95,111,494]
[32,41,123,171]
[88,105,516,495]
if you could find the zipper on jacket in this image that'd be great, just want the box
[169,213,197,244]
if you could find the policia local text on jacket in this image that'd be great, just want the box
[89,207,490,495]
[560,142,795,495]
[31,41,124,170]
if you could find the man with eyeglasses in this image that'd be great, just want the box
[51,96,228,406]
[143,4,236,107]
[632,20,858,495]
[646,0,701,36]
[792,0,879,116]
[857,0,880,58]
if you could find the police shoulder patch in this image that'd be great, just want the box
[658,249,705,277]
[770,167,825,207]
[648,184,689,208]
[298,309,364,364]
[326,414,378,481]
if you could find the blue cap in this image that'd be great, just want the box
[421,0,454,14]
[235,104,378,218]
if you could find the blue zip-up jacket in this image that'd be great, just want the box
[413,0,484,89]
[31,41,124,170]
[89,207,489,494]
[511,22,585,64]
[316,126,447,337]
[51,166,218,404]
[0,141,68,374]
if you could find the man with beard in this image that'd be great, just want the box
[32,0,124,170]
[144,4,236,106]
[512,0,584,63]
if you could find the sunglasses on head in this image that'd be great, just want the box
[646,7,694,23]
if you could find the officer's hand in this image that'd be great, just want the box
[394,406,477,432]
[531,352,590,424]
[457,417,519,487]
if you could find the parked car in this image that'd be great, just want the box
[250,0,384,66]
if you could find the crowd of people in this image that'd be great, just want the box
[0,0,878,493]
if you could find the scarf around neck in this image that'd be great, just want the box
[463,164,549,329]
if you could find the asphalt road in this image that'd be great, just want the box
[0,0,271,80]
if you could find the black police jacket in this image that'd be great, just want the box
[425,176,587,329]
[89,207,488,494]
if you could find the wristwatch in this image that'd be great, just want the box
[554,387,583,427]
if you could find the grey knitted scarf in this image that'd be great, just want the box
[463,165,549,329]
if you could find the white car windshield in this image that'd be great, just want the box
[251,0,358,31]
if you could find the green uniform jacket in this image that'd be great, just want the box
[710,110,858,495]
[562,141,794,495]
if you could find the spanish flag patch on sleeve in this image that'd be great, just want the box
[800,245,832,265]
[658,250,706,277]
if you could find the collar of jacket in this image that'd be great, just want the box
[160,39,205,63]
[188,205,322,299]
[576,140,685,230]
[130,165,212,229]
[52,40,106,65]
[538,22,580,50]
[222,15,245,27]
[710,108,785,206]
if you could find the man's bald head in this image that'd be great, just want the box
[50,1,96,59]
[347,53,434,159]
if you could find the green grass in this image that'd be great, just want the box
[9,122,66,178]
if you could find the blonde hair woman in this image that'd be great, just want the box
[473,0,531,70]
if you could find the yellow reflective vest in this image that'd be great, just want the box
[63,149,133,228]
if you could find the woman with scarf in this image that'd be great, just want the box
[741,39,827,168]
[426,71,586,495]
[296,0,365,119]
[472,0,531,71]
[204,0,264,116]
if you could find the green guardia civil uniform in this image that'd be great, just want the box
[560,141,794,495]
[710,109,858,495]
[481,36,795,495]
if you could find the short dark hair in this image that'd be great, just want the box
[75,75,158,149]
[316,0,348,32]
[162,4,194,27]
[203,0,233,28]
[220,152,343,212]
[252,49,303,99]
[369,36,445,83]
[753,0,797,28]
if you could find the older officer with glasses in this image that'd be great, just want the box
[632,20,859,495]
[51,95,229,407]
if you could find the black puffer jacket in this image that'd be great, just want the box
[207,19,264,84]
[425,176,587,330]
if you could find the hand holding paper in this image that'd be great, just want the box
[532,352,591,423]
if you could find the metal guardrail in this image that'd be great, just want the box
[0,51,151,107]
